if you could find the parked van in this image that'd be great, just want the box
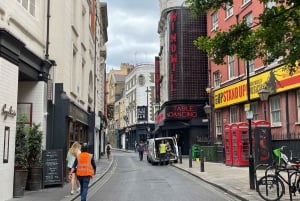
[146,137,179,165]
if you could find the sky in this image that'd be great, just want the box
[104,0,160,71]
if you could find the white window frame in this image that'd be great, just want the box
[215,111,222,136]
[211,11,218,31]
[242,0,251,6]
[251,102,259,120]
[297,90,300,122]
[230,106,238,123]
[213,71,221,88]
[18,0,36,16]
[225,3,233,18]
[228,56,235,79]
[266,1,276,8]
[244,12,253,27]
[270,95,281,126]
[245,59,255,74]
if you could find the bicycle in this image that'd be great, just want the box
[256,146,300,201]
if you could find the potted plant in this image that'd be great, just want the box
[13,119,29,197]
[26,123,43,191]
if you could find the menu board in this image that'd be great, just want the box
[42,149,63,187]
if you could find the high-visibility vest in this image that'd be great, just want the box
[159,143,167,154]
[76,152,94,176]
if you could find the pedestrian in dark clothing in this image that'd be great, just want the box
[69,143,96,201]
[137,140,145,161]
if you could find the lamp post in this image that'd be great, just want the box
[203,103,212,143]
[246,61,255,190]
[145,87,150,139]
[258,88,270,120]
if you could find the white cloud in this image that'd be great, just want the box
[104,0,160,70]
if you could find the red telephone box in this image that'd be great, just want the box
[252,120,272,166]
[231,122,249,166]
[224,124,233,166]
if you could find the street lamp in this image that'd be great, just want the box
[246,61,255,190]
[145,87,150,139]
[203,103,212,143]
[258,88,270,120]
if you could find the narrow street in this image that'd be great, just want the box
[76,152,240,201]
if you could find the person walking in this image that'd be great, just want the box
[137,140,145,161]
[159,140,167,165]
[105,142,112,159]
[66,141,81,195]
[166,141,172,164]
[69,143,96,201]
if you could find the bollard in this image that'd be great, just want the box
[189,148,192,168]
[200,149,204,172]
[179,146,182,164]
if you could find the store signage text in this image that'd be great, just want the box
[166,105,198,119]
[2,104,17,120]
[169,11,178,93]
[214,66,300,109]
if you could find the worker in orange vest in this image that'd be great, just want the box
[69,143,96,201]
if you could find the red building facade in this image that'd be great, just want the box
[207,0,300,143]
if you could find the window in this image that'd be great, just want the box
[297,90,300,122]
[243,0,251,5]
[18,0,36,16]
[213,71,221,88]
[225,3,233,18]
[245,60,254,74]
[215,111,222,135]
[270,95,281,125]
[228,56,235,79]
[244,12,253,27]
[211,11,218,31]
[251,102,258,120]
[266,1,276,8]
[138,75,145,86]
[230,106,238,123]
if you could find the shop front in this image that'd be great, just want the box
[155,101,208,155]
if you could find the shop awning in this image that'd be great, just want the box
[161,121,190,130]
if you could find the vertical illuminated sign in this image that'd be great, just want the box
[155,56,160,103]
[169,11,178,97]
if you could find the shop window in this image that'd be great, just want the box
[17,103,32,125]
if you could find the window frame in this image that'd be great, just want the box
[213,71,221,88]
[230,106,238,123]
[297,90,300,122]
[228,56,235,79]
[225,3,233,18]
[270,95,281,126]
[215,111,222,136]
[211,11,218,31]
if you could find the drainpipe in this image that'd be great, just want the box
[45,0,51,59]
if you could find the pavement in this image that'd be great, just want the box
[6,150,297,201]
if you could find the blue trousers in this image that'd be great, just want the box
[77,176,91,201]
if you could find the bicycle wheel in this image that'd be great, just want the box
[257,175,284,201]
[295,172,300,193]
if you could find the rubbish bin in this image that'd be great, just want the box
[192,144,201,160]
[216,144,224,163]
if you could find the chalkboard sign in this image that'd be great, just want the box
[42,149,63,187]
